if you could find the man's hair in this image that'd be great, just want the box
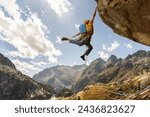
[84,20,90,24]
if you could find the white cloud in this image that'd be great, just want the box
[45,0,73,17]
[48,56,58,64]
[56,36,62,44]
[1,47,58,76]
[0,0,20,19]
[75,24,80,30]
[98,51,109,60]
[12,59,53,77]
[0,0,62,63]
[2,50,27,59]
[12,59,40,74]
[103,40,120,52]
[98,41,120,60]
[124,43,133,49]
[31,61,47,67]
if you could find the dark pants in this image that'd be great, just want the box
[69,35,93,56]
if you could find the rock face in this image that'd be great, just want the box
[33,65,86,92]
[0,54,55,100]
[98,0,150,46]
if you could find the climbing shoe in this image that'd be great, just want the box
[61,37,70,41]
[81,55,85,61]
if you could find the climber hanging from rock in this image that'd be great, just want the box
[61,6,98,61]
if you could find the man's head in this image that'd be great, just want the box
[84,20,90,24]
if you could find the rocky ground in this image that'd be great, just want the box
[59,73,150,100]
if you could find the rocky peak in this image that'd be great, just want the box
[88,58,106,71]
[108,55,118,63]
[0,53,16,69]
[115,58,122,67]
[131,50,147,57]
[126,50,149,59]
[104,55,118,68]
[81,58,106,76]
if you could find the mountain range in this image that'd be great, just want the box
[71,50,150,93]
[65,50,150,99]
[0,50,149,100]
[33,50,150,100]
[33,65,86,92]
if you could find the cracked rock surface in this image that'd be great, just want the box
[98,0,150,46]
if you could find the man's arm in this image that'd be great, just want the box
[91,6,98,22]
[72,32,80,38]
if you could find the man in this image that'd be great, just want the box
[62,6,98,61]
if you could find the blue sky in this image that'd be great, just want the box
[0,0,149,77]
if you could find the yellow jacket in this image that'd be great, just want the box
[85,20,94,36]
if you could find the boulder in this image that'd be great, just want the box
[98,0,150,46]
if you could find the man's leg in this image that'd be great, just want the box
[84,42,93,56]
[80,41,93,61]
[62,35,92,61]
[70,38,92,61]
[69,34,87,46]
[62,35,85,46]
[69,39,85,46]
